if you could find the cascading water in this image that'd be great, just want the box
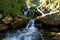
[2,5,44,40]
[23,5,30,17]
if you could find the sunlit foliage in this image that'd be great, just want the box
[40,0,60,14]
[26,0,40,7]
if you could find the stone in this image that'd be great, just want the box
[35,14,60,25]
[2,15,13,24]
[0,24,7,31]
[11,17,23,28]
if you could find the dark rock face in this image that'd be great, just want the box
[11,17,23,29]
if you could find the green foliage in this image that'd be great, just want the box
[40,0,60,15]
[18,0,27,8]
[30,0,40,7]
[0,0,27,16]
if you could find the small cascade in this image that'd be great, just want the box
[26,19,34,28]
[23,10,28,17]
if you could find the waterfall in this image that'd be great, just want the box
[23,5,30,17]
[2,4,44,40]
[2,19,44,40]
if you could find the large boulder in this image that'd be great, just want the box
[35,14,60,29]
[38,14,60,25]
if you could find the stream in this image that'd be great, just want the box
[2,5,44,40]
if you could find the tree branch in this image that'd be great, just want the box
[37,6,45,16]
[36,6,59,19]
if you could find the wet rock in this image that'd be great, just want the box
[11,17,23,28]
[16,14,30,24]
[0,24,7,31]
[2,15,13,24]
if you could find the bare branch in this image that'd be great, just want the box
[37,7,45,15]
[36,6,59,19]
[41,10,59,17]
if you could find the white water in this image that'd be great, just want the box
[2,4,44,40]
